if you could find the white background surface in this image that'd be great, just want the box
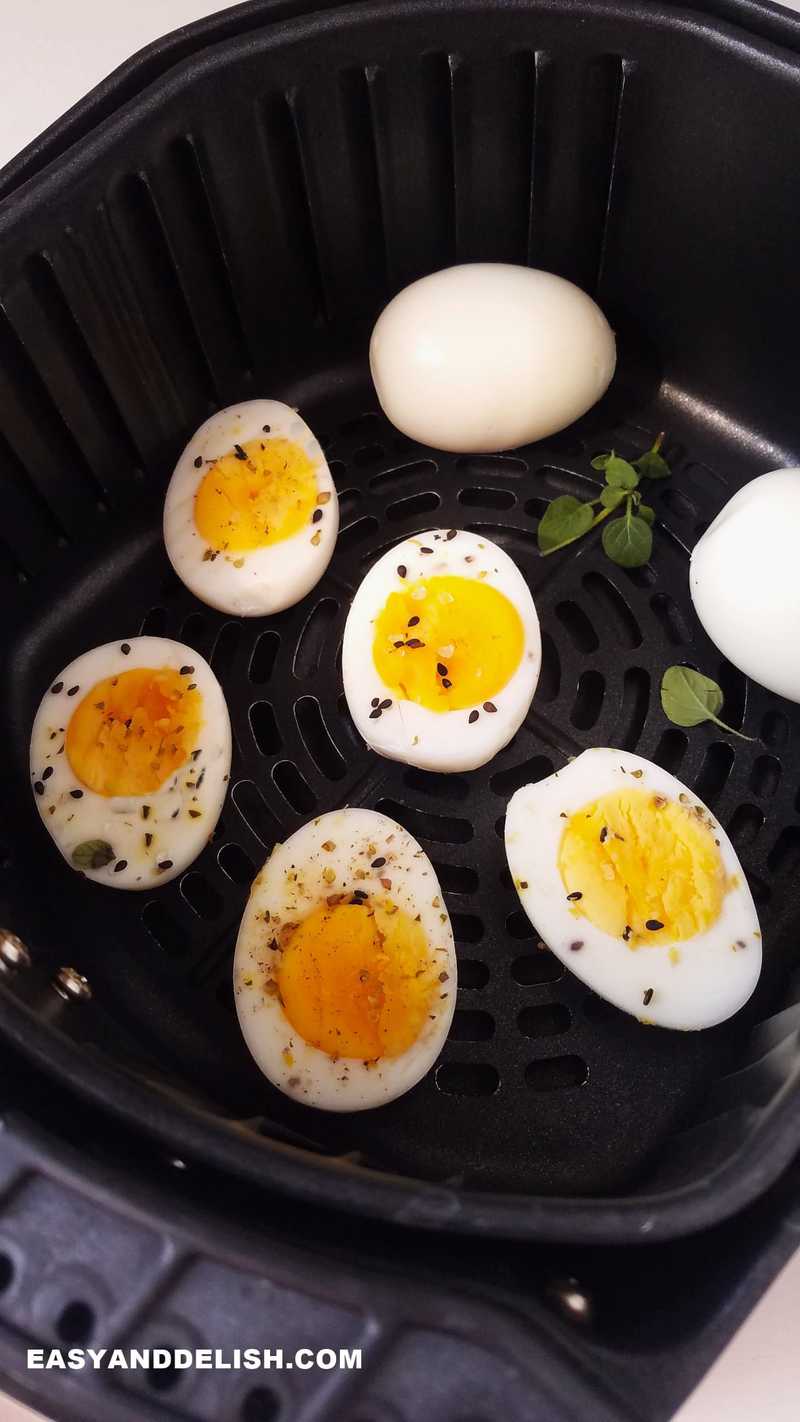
[1,2,800,1420]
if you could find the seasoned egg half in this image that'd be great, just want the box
[505,749,761,1030]
[234,808,457,1110]
[30,637,231,889]
[164,399,339,615]
[342,529,541,772]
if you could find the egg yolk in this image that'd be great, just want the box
[558,787,726,945]
[276,900,440,1059]
[194,436,318,552]
[66,667,202,797]
[372,574,524,712]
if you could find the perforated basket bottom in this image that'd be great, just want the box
[6,369,800,1198]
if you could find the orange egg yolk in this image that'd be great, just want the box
[66,666,202,797]
[276,900,440,1059]
[194,436,318,553]
[558,787,726,945]
[372,574,524,712]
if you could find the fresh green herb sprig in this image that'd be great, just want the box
[660,666,755,742]
[537,434,670,568]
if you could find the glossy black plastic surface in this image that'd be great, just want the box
[2,0,800,1243]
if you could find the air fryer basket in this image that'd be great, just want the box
[2,0,800,1245]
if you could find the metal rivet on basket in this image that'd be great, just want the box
[52,966,92,1002]
[0,929,31,971]
[545,1276,593,1325]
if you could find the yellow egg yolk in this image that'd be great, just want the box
[275,900,440,1059]
[66,666,202,796]
[558,787,726,945]
[194,436,318,553]
[372,574,524,712]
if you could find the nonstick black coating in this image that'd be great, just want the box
[3,0,800,1239]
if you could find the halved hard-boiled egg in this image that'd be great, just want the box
[342,530,541,772]
[164,399,339,615]
[234,808,457,1110]
[30,637,231,889]
[505,749,761,1030]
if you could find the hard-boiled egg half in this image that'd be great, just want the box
[30,637,231,889]
[505,749,761,1030]
[164,399,339,615]
[342,530,541,772]
[234,808,456,1110]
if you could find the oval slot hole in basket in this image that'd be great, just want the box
[518,1003,571,1038]
[525,1056,588,1091]
[436,1062,499,1096]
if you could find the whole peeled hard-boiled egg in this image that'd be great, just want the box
[690,468,800,702]
[370,263,616,453]
[164,399,338,616]
[30,637,231,888]
[234,808,457,1110]
[342,529,541,772]
[505,749,761,1030]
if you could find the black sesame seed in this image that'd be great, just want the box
[379,698,392,710]
[179,665,194,676]
[262,424,271,433]
[397,564,407,579]
[567,890,583,901]
[142,805,151,820]
[157,860,174,872]
[570,941,584,952]
[446,529,457,540]
[312,507,323,523]
[483,701,498,713]
[187,684,197,691]
[67,685,79,696]
[437,662,448,677]
[442,678,452,689]
[42,766,53,781]
[623,925,632,941]
[120,642,131,654]
[33,780,45,796]
[643,987,654,1006]
[233,443,247,460]
[194,455,203,468]
[51,681,63,694]
[114,860,128,873]
[189,809,201,818]
[406,638,425,649]
[171,807,180,819]
[407,616,420,627]
[393,640,404,649]
[600,826,608,843]
[369,708,382,720]
[371,856,386,869]
[645,919,664,931]
[191,749,202,760]
[371,697,380,708]
[70,789,83,799]
[145,833,153,848]
[468,709,479,724]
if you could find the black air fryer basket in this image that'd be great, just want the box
[3,0,800,1416]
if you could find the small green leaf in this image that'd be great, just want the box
[72,839,115,870]
[602,511,653,567]
[636,449,671,480]
[590,451,612,471]
[604,456,640,491]
[537,495,594,554]
[660,666,754,741]
[638,503,655,526]
[599,485,626,511]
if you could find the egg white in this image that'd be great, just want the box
[234,808,457,1111]
[504,749,762,1031]
[341,530,541,773]
[30,636,231,890]
[163,399,339,616]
